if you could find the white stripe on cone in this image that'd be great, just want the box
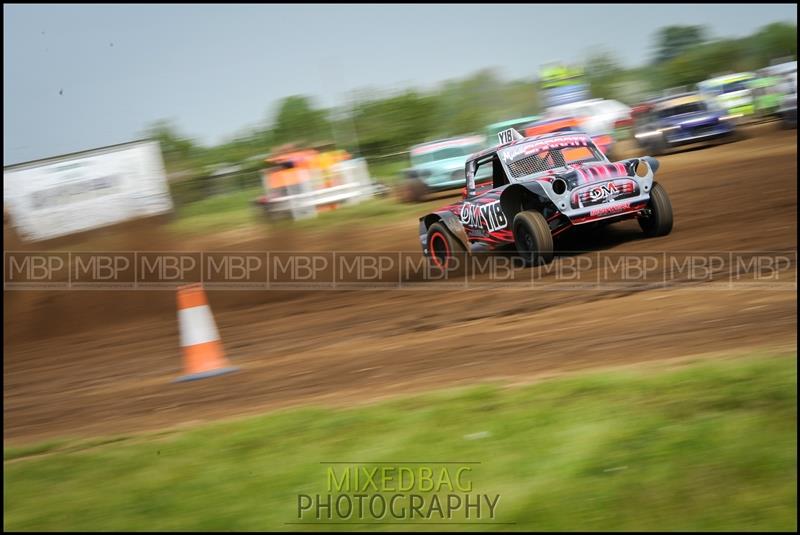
[178,306,221,347]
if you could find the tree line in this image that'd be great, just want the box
[151,22,796,182]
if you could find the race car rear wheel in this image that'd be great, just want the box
[513,211,554,267]
[638,182,673,237]
[426,222,466,270]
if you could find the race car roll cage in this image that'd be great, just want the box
[464,134,605,193]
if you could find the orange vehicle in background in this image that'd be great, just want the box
[255,144,385,220]
[263,149,317,194]
[523,117,616,159]
[258,147,351,211]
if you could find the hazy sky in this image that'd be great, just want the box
[4,4,797,164]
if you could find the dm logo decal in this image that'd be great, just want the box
[460,201,508,232]
[588,182,619,202]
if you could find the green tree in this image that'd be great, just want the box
[352,91,440,156]
[145,20,798,194]
[654,25,707,64]
[655,38,747,89]
[145,120,197,169]
[490,79,540,124]
[271,95,332,147]
[747,22,797,66]
[447,69,504,133]
[584,50,624,100]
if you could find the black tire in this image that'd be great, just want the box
[426,222,466,270]
[638,182,673,237]
[781,110,797,129]
[400,178,429,203]
[731,128,747,142]
[512,211,554,267]
[650,136,667,156]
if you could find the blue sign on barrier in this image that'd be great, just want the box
[543,84,591,107]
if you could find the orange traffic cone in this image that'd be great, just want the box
[174,283,239,382]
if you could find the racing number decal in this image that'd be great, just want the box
[498,128,516,145]
[460,201,508,232]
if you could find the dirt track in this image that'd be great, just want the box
[4,124,797,444]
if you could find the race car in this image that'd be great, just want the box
[633,93,739,154]
[697,73,756,119]
[400,136,486,202]
[543,98,632,140]
[419,128,673,267]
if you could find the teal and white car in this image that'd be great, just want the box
[698,73,757,119]
[400,136,486,202]
[485,116,540,147]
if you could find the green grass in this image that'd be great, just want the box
[166,186,266,236]
[165,155,418,237]
[5,353,796,531]
[276,197,429,232]
[367,158,408,185]
[166,187,434,237]
[4,440,69,462]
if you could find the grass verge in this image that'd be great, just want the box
[164,154,435,237]
[4,353,797,531]
[166,189,436,238]
[166,187,266,236]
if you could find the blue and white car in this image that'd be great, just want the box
[633,93,739,154]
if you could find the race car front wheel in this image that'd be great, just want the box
[638,182,673,237]
[513,211,554,267]
[426,222,466,270]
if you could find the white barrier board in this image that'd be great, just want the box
[4,140,173,241]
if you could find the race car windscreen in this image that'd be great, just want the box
[659,102,707,118]
[722,80,751,93]
[503,142,604,179]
